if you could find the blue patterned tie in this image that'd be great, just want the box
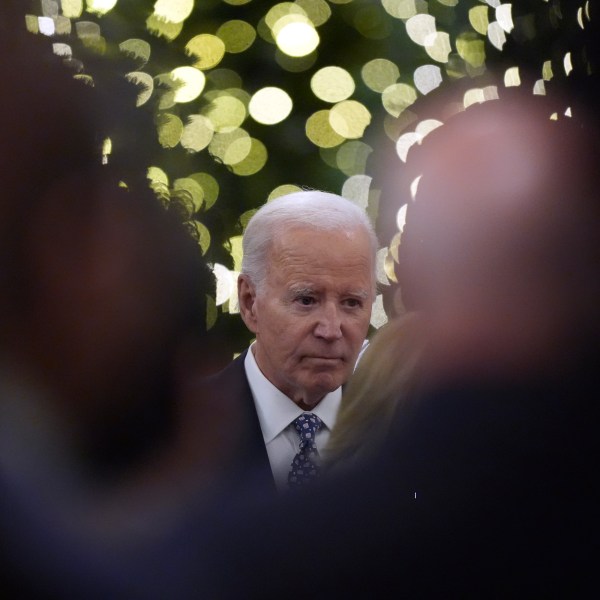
[288,413,323,490]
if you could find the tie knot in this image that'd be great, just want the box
[292,413,322,441]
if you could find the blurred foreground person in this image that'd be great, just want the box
[202,89,599,598]
[322,311,425,471]
[195,191,377,493]
[0,9,221,597]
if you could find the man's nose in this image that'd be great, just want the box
[314,302,343,340]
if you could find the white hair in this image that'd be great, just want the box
[241,190,378,293]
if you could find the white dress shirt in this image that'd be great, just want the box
[244,345,341,493]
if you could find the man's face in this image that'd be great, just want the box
[239,226,374,408]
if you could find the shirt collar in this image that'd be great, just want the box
[244,344,341,443]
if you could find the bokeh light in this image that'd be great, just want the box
[22,0,598,340]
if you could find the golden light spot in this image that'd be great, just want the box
[239,209,258,228]
[329,100,371,139]
[249,87,293,125]
[174,177,204,212]
[227,235,244,271]
[25,15,39,34]
[564,107,572,117]
[230,139,268,176]
[209,129,251,164]
[61,0,84,18]
[396,132,422,162]
[410,175,422,201]
[424,32,451,63]
[389,230,401,264]
[181,115,215,152]
[496,4,514,33]
[305,110,345,148]
[396,204,408,231]
[224,136,254,166]
[75,21,101,39]
[405,14,436,46]
[154,73,177,109]
[336,141,373,176]
[87,0,117,15]
[189,220,211,254]
[311,66,355,103]
[213,263,237,306]
[186,34,226,70]
[125,71,154,106]
[119,39,151,65]
[384,247,398,284]
[156,113,184,148]
[296,0,331,27]
[456,33,486,68]
[469,6,489,36]
[376,248,390,286]
[102,137,112,165]
[371,295,387,329]
[268,184,302,200]
[217,20,256,54]
[533,79,546,95]
[223,0,252,5]
[504,66,520,87]
[341,174,371,209]
[147,166,169,187]
[154,0,194,24]
[487,21,507,51]
[413,65,442,95]
[564,52,573,76]
[226,88,252,106]
[361,58,399,93]
[189,173,219,209]
[416,119,443,138]
[73,74,95,86]
[542,60,553,81]
[55,17,72,35]
[437,0,458,6]
[463,85,498,108]
[52,43,72,57]
[382,83,417,118]
[275,19,320,57]
[202,95,247,132]
[146,14,183,40]
[382,0,419,20]
[171,66,206,103]
[265,3,307,29]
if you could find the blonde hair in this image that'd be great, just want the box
[323,311,425,469]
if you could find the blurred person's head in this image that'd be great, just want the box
[238,190,378,409]
[385,91,600,382]
[0,13,214,473]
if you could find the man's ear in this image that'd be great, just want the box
[238,274,259,334]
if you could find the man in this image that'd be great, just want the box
[202,190,378,492]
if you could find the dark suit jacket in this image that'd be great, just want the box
[197,350,275,493]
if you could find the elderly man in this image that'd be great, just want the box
[203,190,377,492]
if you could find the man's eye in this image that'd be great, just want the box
[344,298,362,308]
[297,296,315,306]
